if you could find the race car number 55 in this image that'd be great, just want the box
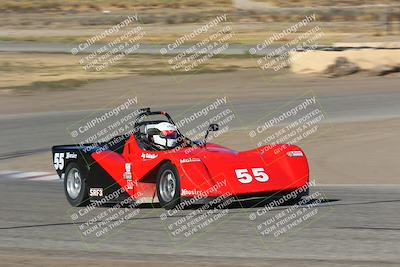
[235,168,269,184]
[54,152,65,170]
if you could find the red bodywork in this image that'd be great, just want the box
[91,134,309,201]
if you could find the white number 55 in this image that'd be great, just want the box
[54,152,65,170]
[235,167,269,184]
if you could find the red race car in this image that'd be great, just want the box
[52,108,309,209]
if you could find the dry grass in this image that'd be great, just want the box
[1,20,396,46]
[0,0,232,12]
[255,0,400,7]
[0,52,257,93]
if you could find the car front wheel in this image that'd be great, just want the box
[156,162,180,210]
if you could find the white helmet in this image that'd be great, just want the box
[146,122,178,148]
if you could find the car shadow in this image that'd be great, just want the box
[132,197,340,210]
[228,197,339,209]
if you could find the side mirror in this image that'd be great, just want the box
[147,128,161,136]
[203,123,219,147]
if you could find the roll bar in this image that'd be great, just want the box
[132,107,193,145]
[133,107,175,129]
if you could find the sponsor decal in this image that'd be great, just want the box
[66,152,78,159]
[126,180,134,190]
[54,152,78,170]
[141,152,158,159]
[181,189,205,196]
[286,151,304,157]
[180,158,201,164]
[89,188,103,197]
[123,163,132,180]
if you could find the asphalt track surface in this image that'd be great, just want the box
[1,89,400,156]
[0,179,399,266]
[1,73,399,265]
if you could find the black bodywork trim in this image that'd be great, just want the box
[52,144,130,203]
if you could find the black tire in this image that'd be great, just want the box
[156,162,180,210]
[64,162,90,207]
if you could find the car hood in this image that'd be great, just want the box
[177,143,309,196]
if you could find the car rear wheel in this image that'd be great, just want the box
[156,162,180,210]
[64,162,90,207]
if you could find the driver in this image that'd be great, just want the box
[147,122,178,150]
